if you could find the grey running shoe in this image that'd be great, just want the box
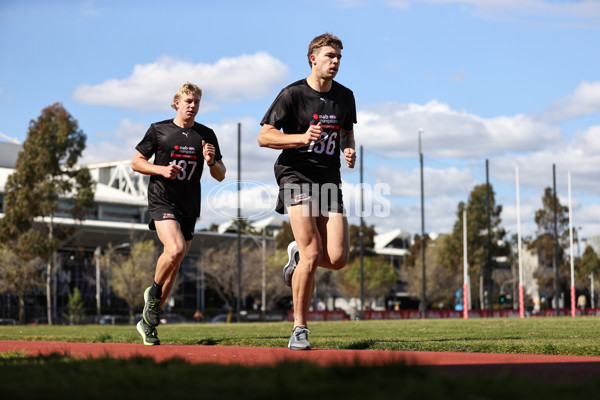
[288,326,311,350]
[143,287,161,327]
[137,320,160,346]
[283,241,299,287]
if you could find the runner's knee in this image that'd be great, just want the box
[163,242,186,265]
[326,247,348,270]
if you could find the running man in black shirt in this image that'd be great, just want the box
[258,33,356,350]
[132,82,226,345]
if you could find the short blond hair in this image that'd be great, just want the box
[171,82,202,110]
[307,33,343,68]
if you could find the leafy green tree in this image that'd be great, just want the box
[577,245,600,292]
[402,234,429,270]
[109,240,157,323]
[62,287,86,325]
[438,184,506,309]
[348,222,376,260]
[529,187,571,303]
[275,221,295,250]
[0,245,44,323]
[0,103,95,324]
[406,235,463,308]
[339,256,396,309]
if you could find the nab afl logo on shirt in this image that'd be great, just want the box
[294,192,311,203]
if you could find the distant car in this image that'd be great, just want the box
[160,313,187,324]
[98,315,130,325]
[210,313,230,323]
[0,318,17,325]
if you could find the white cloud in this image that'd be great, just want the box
[541,81,600,122]
[357,100,563,158]
[374,165,478,198]
[503,188,600,242]
[73,52,289,113]
[422,0,600,27]
[573,125,600,154]
[330,0,411,8]
[203,117,279,182]
[372,195,460,235]
[491,124,600,197]
[81,119,146,164]
[79,0,102,17]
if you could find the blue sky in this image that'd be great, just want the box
[1,0,599,244]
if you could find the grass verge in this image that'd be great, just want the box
[2,317,600,355]
[2,317,600,398]
[1,351,600,400]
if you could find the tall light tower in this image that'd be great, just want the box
[419,129,426,318]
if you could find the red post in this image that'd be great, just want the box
[462,283,469,319]
[570,285,576,317]
[518,284,525,319]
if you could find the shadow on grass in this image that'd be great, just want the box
[333,336,528,350]
[1,353,597,399]
[195,338,222,345]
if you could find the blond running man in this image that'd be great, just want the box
[258,33,356,350]
[132,82,226,345]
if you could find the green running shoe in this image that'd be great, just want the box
[137,319,160,346]
[142,287,161,327]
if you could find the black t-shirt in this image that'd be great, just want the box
[135,119,223,218]
[260,79,356,185]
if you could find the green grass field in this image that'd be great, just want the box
[3,317,600,355]
[2,317,600,399]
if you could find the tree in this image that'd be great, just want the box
[406,235,463,308]
[62,287,86,325]
[275,221,294,250]
[529,187,571,305]
[339,256,396,309]
[0,245,45,323]
[348,222,376,260]
[0,103,95,324]
[438,184,506,309]
[109,240,157,323]
[198,242,262,317]
[577,245,600,293]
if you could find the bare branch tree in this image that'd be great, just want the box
[0,245,45,323]
[109,240,157,323]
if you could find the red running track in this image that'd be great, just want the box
[2,340,600,381]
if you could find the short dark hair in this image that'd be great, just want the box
[307,33,343,68]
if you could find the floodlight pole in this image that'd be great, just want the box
[359,145,364,320]
[237,122,242,322]
[463,209,469,319]
[590,273,595,309]
[419,129,426,318]
[486,160,493,317]
[516,167,525,318]
[553,164,559,316]
[568,172,575,317]
[261,227,267,321]
[95,246,101,321]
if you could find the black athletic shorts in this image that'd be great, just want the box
[276,181,344,215]
[148,209,196,241]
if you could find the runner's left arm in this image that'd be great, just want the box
[341,129,356,169]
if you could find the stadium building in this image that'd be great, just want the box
[0,140,278,323]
